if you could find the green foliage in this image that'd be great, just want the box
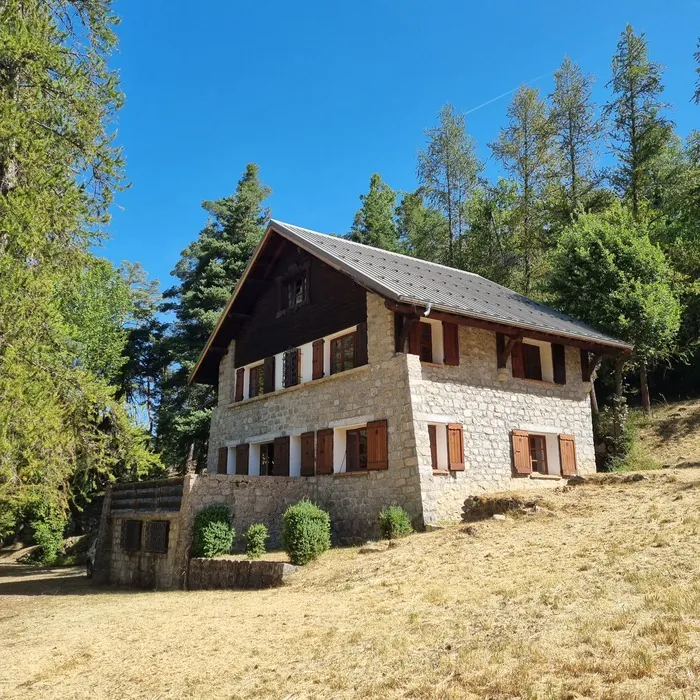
[24,499,67,565]
[594,395,632,469]
[378,505,413,540]
[396,189,449,262]
[348,173,398,251]
[191,505,235,558]
[244,523,269,559]
[418,104,482,267]
[548,203,680,367]
[158,164,271,470]
[280,500,331,566]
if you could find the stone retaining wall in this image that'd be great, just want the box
[188,558,299,589]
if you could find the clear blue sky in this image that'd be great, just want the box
[104,0,699,289]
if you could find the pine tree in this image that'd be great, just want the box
[549,57,603,223]
[490,86,556,295]
[605,24,673,218]
[348,174,398,250]
[158,164,271,470]
[417,104,482,266]
[395,189,449,262]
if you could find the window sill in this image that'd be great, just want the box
[227,364,369,409]
[529,473,562,480]
[432,469,452,475]
[332,470,369,477]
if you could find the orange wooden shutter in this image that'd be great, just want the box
[300,432,315,476]
[552,343,566,385]
[447,424,464,470]
[235,368,245,402]
[235,443,249,475]
[408,322,422,356]
[355,322,368,366]
[217,447,228,474]
[511,430,531,474]
[274,436,290,476]
[558,434,577,476]
[428,425,438,470]
[316,429,334,474]
[367,419,388,470]
[443,322,460,365]
[312,339,324,380]
[511,341,525,378]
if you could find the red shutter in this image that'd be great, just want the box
[355,322,368,366]
[552,343,566,385]
[511,430,531,475]
[274,436,290,476]
[235,443,249,475]
[559,434,577,476]
[408,322,422,355]
[235,368,245,402]
[263,356,275,393]
[367,419,388,470]
[511,341,525,379]
[312,339,324,380]
[496,333,506,368]
[217,447,228,474]
[300,432,315,476]
[447,424,464,470]
[443,322,459,365]
[316,429,334,475]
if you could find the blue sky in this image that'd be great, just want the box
[104,0,699,289]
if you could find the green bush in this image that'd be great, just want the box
[245,523,269,559]
[379,505,413,540]
[32,517,66,565]
[280,499,331,565]
[191,505,235,558]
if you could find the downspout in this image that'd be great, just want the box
[423,302,433,317]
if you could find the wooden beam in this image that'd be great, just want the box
[498,333,523,368]
[385,300,630,356]
[396,314,419,353]
[581,352,603,383]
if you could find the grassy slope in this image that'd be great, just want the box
[3,469,700,699]
[634,399,700,468]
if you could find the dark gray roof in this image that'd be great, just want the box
[271,219,631,350]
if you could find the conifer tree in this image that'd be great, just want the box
[395,189,449,262]
[348,173,399,250]
[605,24,673,217]
[490,86,556,295]
[417,104,482,266]
[158,164,271,470]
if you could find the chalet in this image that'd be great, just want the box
[190,219,631,540]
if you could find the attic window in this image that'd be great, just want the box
[279,269,309,313]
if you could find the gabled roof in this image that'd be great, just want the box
[190,219,631,384]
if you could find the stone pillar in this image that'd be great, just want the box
[92,485,113,585]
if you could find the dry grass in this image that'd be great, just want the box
[635,399,700,468]
[4,470,700,699]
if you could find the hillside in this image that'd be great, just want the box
[3,467,700,699]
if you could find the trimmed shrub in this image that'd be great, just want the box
[280,499,331,565]
[379,505,413,540]
[191,505,235,558]
[245,523,269,559]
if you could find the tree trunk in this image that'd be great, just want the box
[590,380,599,418]
[613,356,624,451]
[640,362,651,415]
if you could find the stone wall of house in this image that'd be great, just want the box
[204,292,424,535]
[408,325,596,524]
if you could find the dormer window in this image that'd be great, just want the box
[279,269,309,313]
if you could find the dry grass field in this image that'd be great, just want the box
[3,468,700,699]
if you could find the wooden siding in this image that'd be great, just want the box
[235,244,367,367]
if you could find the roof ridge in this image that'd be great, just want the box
[270,218,482,279]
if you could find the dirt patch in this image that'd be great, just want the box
[461,493,550,521]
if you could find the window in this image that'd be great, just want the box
[419,323,433,363]
[331,332,356,375]
[283,348,300,388]
[529,435,548,474]
[280,271,308,312]
[144,521,169,554]
[346,428,368,471]
[523,344,543,381]
[249,364,264,398]
[121,520,142,552]
[260,442,275,475]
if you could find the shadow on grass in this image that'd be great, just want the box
[650,404,700,441]
[0,564,144,597]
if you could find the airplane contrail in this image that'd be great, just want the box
[465,72,552,115]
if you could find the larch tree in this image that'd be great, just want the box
[348,173,399,250]
[549,57,603,224]
[417,104,482,266]
[605,24,673,218]
[395,189,449,262]
[490,86,556,296]
[158,163,271,471]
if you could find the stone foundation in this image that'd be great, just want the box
[188,558,299,589]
